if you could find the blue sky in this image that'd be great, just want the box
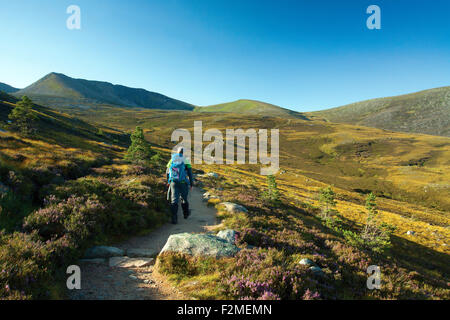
[0,0,449,111]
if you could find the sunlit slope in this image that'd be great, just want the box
[195,99,307,119]
[309,86,450,137]
[59,105,450,213]
[0,93,127,169]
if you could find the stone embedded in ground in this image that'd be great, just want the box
[218,202,248,214]
[309,266,324,276]
[216,229,238,245]
[84,246,125,259]
[126,248,158,258]
[202,192,219,202]
[160,233,240,258]
[79,258,107,264]
[109,256,154,268]
[299,258,315,266]
[207,172,219,178]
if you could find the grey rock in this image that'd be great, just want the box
[216,229,238,245]
[160,233,240,258]
[127,248,158,258]
[218,202,248,214]
[129,275,138,280]
[310,266,324,276]
[299,258,315,266]
[207,172,219,178]
[109,256,154,268]
[202,192,219,202]
[84,246,125,259]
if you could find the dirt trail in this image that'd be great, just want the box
[70,187,218,300]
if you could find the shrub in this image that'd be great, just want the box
[23,196,106,243]
[124,127,153,163]
[0,232,55,299]
[8,96,37,135]
[222,249,327,300]
[157,252,217,277]
[318,186,337,219]
[343,193,396,254]
[262,175,280,205]
[0,191,34,233]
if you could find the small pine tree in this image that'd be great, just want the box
[124,126,153,163]
[318,186,336,219]
[361,193,395,253]
[8,96,37,135]
[263,175,280,204]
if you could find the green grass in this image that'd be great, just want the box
[194,99,306,119]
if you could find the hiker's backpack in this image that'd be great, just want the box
[168,153,187,183]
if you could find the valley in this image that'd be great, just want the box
[0,75,449,300]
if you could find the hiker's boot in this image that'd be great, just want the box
[182,202,191,219]
[171,203,178,224]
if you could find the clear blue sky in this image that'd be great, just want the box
[0,0,449,111]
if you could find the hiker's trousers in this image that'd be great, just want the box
[168,182,189,221]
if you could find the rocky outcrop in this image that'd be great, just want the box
[218,202,248,214]
[160,233,239,258]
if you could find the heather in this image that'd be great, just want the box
[0,100,170,299]
[158,169,449,300]
[0,160,168,299]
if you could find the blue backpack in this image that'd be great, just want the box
[168,153,187,183]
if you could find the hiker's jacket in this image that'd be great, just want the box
[166,155,194,186]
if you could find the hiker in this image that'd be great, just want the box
[166,147,194,224]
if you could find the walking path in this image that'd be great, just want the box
[70,187,218,300]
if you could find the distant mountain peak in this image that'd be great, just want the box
[195,99,306,119]
[14,72,194,111]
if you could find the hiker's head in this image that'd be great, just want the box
[177,147,184,155]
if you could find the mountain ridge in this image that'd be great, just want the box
[309,86,450,137]
[0,82,20,93]
[14,72,194,111]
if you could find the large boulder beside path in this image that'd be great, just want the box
[218,202,248,214]
[216,229,239,245]
[160,233,240,258]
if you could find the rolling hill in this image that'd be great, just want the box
[194,99,307,119]
[309,86,450,137]
[0,82,19,93]
[13,72,194,111]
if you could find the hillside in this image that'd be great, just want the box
[62,104,450,213]
[309,86,450,137]
[195,99,306,119]
[1,94,449,300]
[61,105,450,299]
[13,72,194,111]
[0,94,169,299]
[0,82,19,93]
